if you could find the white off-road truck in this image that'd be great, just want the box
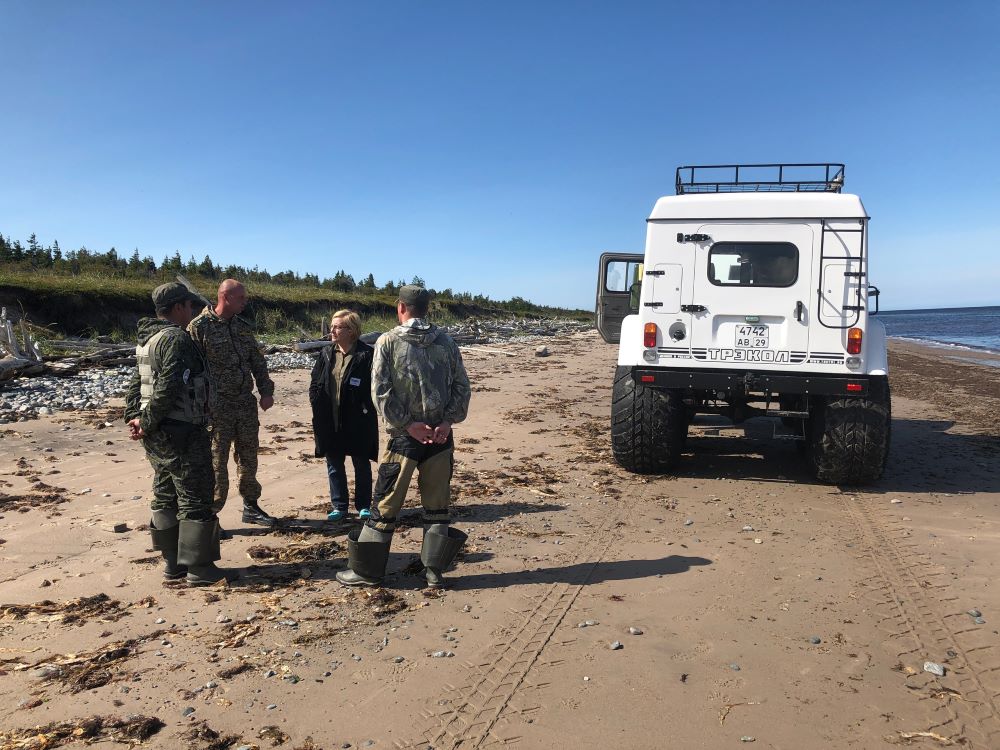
[596,163,890,484]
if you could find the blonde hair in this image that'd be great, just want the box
[330,309,362,339]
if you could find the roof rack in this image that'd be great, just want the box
[675,163,845,195]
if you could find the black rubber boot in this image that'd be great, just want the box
[242,501,276,527]
[150,510,186,580]
[420,524,467,588]
[178,518,237,586]
[336,526,392,587]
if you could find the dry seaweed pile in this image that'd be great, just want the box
[351,588,407,622]
[182,721,241,750]
[215,661,255,679]
[502,396,578,424]
[246,540,341,564]
[568,418,615,465]
[26,636,153,693]
[0,487,70,514]
[0,594,128,625]
[454,458,565,501]
[0,715,163,750]
[213,622,262,650]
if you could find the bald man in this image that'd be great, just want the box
[188,279,276,529]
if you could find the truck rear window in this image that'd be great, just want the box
[708,242,799,287]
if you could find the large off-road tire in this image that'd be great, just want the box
[806,376,891,485]
[611,366,688,474]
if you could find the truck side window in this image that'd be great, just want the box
[605,260,642,293]
[629,263,644,311]
[708,242,798,288]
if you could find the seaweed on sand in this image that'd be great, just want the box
[0,714,163,749]
[246,540,341,564]
[181,721,241,750]
[0,594,129,625]
[32,638,142,693]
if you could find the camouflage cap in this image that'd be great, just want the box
[152,282,199,309]
[398,284,431,307]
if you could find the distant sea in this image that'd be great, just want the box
[879,306,1000,355]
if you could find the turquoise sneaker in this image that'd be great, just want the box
[358,508,372,520]
[327,510,347,522]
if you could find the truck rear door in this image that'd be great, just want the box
[687,223,814,365]
[596,252,643,343]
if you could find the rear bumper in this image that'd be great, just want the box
[631,367,874,396]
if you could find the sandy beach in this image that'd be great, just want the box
[1,333,999,749]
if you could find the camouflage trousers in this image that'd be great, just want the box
[143,422,214,521]
[210,394,262,513]
[367,434,453,533]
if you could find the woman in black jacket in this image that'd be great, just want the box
[309,310,379,522]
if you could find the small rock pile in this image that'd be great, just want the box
[0,367,132,424]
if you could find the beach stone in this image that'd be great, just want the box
[181,707,195,716]
[684,519,694,526]
[809,636,821,644]
[431,651,447,658]
[742,525,755,532]
[394,656,405,663]
[974,617,986,625]
[154,617,166,624]
[610,641,623,650]
[534,346,550,357]
[924,661,946,677]
[267,704,277,710]
[628,627,643,635]
[729,663,741,671]
[205,681,218,689]
[968,609,982,618]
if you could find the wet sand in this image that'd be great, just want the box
[1,334,998,749]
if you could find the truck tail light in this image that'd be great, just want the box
[847,327,862,355]
[643,323,658,348]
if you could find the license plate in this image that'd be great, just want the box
[735,324,769,349]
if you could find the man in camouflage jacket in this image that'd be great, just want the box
[188,279,276,527]
[337,285,472,589]
[125,282,235,585]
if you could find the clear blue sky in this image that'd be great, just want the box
[1,1,998,311]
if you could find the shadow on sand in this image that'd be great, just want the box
[451,554,712,592]
[661,416,999,495]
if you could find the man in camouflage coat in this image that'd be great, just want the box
[188,279,276,528]
[125,282,236,585]
[337,285,472,589]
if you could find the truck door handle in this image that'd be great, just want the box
[795,301,804,322]
[681,304,706,313]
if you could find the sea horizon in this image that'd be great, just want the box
[877,305,1000,356]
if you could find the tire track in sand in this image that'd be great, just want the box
[845,494,1000,748]
[396,513,621,749]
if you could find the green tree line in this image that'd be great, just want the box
[0,231,580,317]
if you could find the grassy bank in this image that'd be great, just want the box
[0,271,592,341]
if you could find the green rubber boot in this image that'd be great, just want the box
[150,510,186,580]
[177,518,238,586]
[336,526,392,587]
[420,524,467,589]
